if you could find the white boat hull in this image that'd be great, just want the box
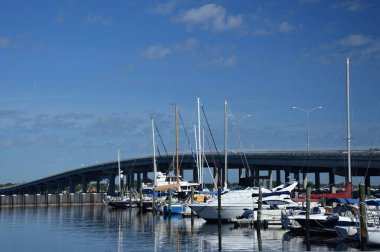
[189,203,256,222]
[363,226,380,246]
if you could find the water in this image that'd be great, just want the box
[0,206,367,251]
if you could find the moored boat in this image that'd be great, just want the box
[189,182,299,222]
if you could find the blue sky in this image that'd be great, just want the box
[1,0,380,184]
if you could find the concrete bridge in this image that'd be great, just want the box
[1,150,380,195]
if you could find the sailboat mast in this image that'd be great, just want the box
[151,118,157,187]
[175,105,180,187]
[117,148,122,196]
[197,98,202,186]
[346,57,352,184]
[224,100,228,189]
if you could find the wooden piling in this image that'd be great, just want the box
[257,186,262,226]
[359,184,368,251]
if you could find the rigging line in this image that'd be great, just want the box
[201,105,222,162]
[202,147,217,188]
[157,147,162,158]
[154,122,169,157]
[205,131,219,171]
[178,111,196,161]
[205,132,222,187]
[228,105,250,171]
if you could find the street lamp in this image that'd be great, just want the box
[292,106,322,151]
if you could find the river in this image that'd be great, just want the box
[0,205,369,251]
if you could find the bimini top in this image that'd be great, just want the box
[326,197,380,206]
[326,198,359,204]
[366,199,380,206]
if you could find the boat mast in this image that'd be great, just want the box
[151,117,157,187]
[224,100,228,190]
[194,124,199,174]
[117,147,122,196]
[175,104,180,190]
[197,98,202,186]
[346,57,352,184]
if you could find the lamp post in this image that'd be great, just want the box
[292,106,322,151]
[292,106,322,191]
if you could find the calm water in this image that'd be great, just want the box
[0,206,366,251]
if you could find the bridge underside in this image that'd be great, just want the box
[1,151,379,195]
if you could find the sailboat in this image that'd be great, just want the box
[107,148,138,209]
[285,58,357,233]
[294,57,353,203]
[161,105,199,216]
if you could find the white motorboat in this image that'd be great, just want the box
[189,182,299,222]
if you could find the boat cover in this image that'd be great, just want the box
[326,198,359,204]
[366,200,380,206]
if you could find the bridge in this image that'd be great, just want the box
[1,150,379,195]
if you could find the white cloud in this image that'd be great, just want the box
[151,1,177,15]
[278,21,296,34]
[82,13,112,27]
[330,0,370,12]
[252,17,297,37]
[362,39,380,59]
[173,38,199,52]
[314,34,380,63]
[0,36,10,48]
[339,34,372,47]
[205,55,238,68]
[143,45,171,60]
[177,4,243,32]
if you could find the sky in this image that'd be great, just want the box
[1,0,380,184]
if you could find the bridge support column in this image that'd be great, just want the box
[276,169,281,186]
[107,174,116,196]
[137,173,141,189]
[143,172,148,183]
[315,172,321,191]
[82,176,88,193]
[193,166,198,186]
[285,169,290,184]
[329,172,335,192]
[365,175,371,195]
[126,172,132,190]
[131,172,135,189]
[57,181,62,194]
[268,170,272,189]
[238,168,242,179]
[253,165,259,186]
[96,179,100,193]
[46,184,51,194]
[303,172,308,190]
[69,178,76,193]
[294,171,300,196]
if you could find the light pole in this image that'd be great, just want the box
[292,106,322,151]
[292,106,322,191]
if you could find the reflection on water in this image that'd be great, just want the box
[0,206,369,251]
